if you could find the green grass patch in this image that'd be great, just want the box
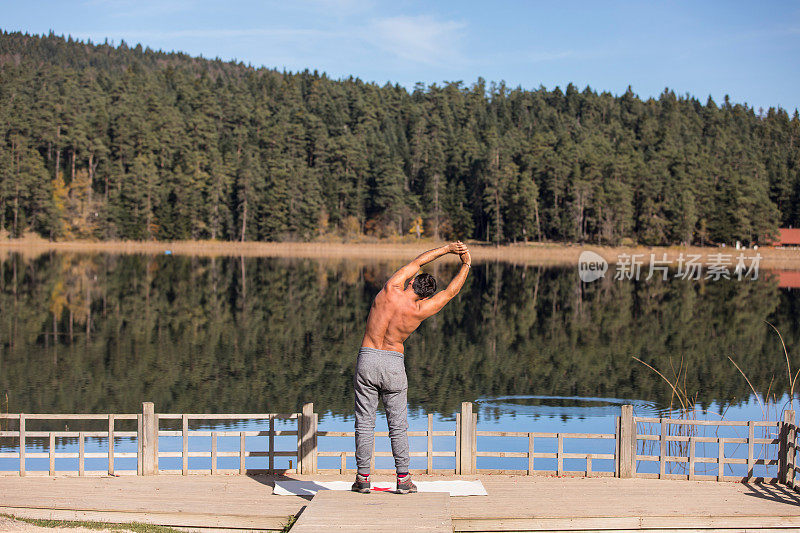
[281,514,298,532]
[0,514,184,532]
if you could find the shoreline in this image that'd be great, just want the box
[1,238,799,269]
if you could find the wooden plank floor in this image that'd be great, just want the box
[0,474,799,531]
[290,490,451,532]
[451,475,800,532]
[0,475,303,531]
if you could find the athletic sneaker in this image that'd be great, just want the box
[351,473,371,493]
[395,473,417,494]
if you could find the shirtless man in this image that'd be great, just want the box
[352,242,471,494]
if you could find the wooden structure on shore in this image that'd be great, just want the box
[1,402,796,485]
[772,227,800,247]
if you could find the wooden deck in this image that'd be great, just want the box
[290,490,452,532]
[0,474,799,532]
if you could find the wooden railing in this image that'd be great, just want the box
[0,404,303,477]
[0,413,140,476]
[467,398,617,476]
[154,412,302,475]
[1,402,795,487]
[474,430,617,476]
[316,413,458,475]
[633,418,781,482]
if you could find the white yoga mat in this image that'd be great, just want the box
[273,480,487,496]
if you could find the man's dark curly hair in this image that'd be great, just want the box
[412,273,437,299]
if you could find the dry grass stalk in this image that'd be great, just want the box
[765,321,798,413]
[634,321,798,479]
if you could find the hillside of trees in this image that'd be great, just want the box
[1,30,799,245]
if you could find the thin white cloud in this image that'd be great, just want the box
[72,14,468,69]
[365,15,467,67]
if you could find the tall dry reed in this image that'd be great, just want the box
[634,323,796,477]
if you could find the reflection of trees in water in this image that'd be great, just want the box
[0,253,797,417]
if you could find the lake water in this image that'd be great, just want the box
[0,252,797,476]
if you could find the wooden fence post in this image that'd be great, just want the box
[296,413,302,474]
[313,413,318,474]
[240,432,246,475]
[182,414,189,476]
[528,432,535,475]
[427,414,433,474]
[19,414,25,477]
[618,405,635,478]
[455,413,461,474]
[614,416,620,477]
[49,433,55,476]
[136,414,142,476]
[269,415,275,473]
[459,402,474,475]
[780,410,796,485]
[747,421,754,479]
[141,402,157,476]
[108,414,115,476]
[79,432,85,476]
[211,432,218,474]
[789,411,797,487]
[659,419,666,479]
[472,413,478,472]
[300,403,316,474]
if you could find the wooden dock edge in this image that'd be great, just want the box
[453,515,800,532]
[456,527,797,533]
[0,506,295,531]
[5,505,800,532]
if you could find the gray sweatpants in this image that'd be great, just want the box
[353,347,409,475]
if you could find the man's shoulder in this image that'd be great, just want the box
[380,282,404,296]
[376,286,412,311]
[372,286,395,305]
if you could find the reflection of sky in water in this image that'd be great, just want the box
[317,393,794,434]
[473,393,794,423]
[474,395,662,420]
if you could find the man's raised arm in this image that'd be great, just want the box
[418,249,471,318]
[385,242,467,290]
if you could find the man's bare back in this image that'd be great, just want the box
[361,242,471,353]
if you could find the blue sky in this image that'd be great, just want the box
[2,0,799,111]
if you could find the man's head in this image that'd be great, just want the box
[411,273,437,299]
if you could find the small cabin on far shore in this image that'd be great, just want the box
[770,228,800,247]
[776,270,800,289]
